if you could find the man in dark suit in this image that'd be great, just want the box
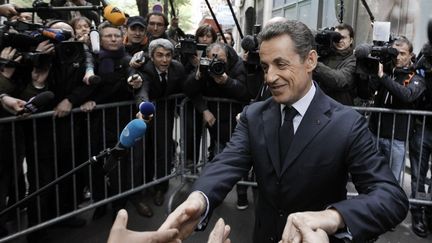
[159,20,408,243]
[134,38,186,211]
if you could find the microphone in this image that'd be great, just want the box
[139,101,156,122]
[354,43,372,59]
[101,0,126,26]
[89,27,100,54]
[241,35,257,52]
[103,119,147,173]
[16,91,55,116]
[88,75,102,85]
[40,28,72,42]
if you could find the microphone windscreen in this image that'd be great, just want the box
[241,35,256,52]
[139,101,156,118]
[88,75,101,85]
[90,29,100,54]
[119,119,146,148]
[103,5,126,26]
[29,91,55,108]
[355,43,371,59]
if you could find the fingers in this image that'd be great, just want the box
[208,218,231,243]
[148,228,179,243]
[281,215,301,243]
[111,209,128,230]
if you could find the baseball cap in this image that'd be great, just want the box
[127,16,146,28]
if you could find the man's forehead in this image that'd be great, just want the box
[149,15,164,23]
[155,47,171,53]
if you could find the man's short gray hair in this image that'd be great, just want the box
[149,38,174,57]
[258,20,315,62]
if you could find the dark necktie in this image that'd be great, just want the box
[279,106,298,167]
[160,72,167,91]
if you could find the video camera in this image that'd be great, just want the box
[241,24,261,65]
[315,27,342,57]
[355,39,398,76]
[176,34,208,56]
[199,54,225,76]
[0,20,71,68]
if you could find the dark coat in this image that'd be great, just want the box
[193,85,408,243]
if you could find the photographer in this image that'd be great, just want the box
[184,42,248,161]
[313,23,356,105]
[369,36,426,183]
[408,42,432,238]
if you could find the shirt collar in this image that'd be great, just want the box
[280,81,316,117]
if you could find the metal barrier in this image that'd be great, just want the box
[0,95,185,242]
[171,101,432,213]
[1,95,432,241]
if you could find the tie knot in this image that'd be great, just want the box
[283,106,297,122]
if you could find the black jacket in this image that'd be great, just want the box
[313,48,356,105]
[369,67,426,140]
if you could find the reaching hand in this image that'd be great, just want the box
[0,95,26,115]
[0,4,18,18]
[54,99,72,117]
[280,209,344,243]
[0,47,22,79]
[203,110,216,127]
[107,209,180,243]
[158,191,207,240]
[292,216,329,243]
[208,218,231,243]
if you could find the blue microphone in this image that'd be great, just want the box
[139,101,156,121]
[103,119,147,173]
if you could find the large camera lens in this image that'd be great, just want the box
[210,61,225,76]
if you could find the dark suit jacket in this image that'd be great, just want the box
[135,60,185,104]
[193,85,408,243]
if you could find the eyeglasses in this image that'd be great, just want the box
[148,22,165,28]
[102,34,122,39]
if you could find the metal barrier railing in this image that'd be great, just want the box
[171,102,432,211]
[2,96,432,241]
[0,95,185,242]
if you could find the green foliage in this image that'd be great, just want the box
[13,0,34,8]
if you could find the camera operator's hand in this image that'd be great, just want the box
[242,51,249,62]
[36,40,55,55]
[0,94,26,115]
[203,109,216,127]
[0,4,18,18]
[76,33,90,45]
[127,74,143,89]
[0,47,22,79]
[130,51,146,69]
[212,73,228,85]
[54,98,72,117]
[190,55,200,67]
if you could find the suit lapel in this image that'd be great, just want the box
[262,100,282,176]
[280,87,332,176]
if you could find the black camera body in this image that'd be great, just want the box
[241,24,261,65]
[315,28,343,57]
[177,34,208,56]
[355,40,398,76]
[199,55,225,76]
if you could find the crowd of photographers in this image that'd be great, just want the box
[0,2,432,241]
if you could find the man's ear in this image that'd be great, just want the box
[306,50,318,71]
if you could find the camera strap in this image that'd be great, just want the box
[403,72,415,87]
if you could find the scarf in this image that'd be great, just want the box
[98,47,126,74]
